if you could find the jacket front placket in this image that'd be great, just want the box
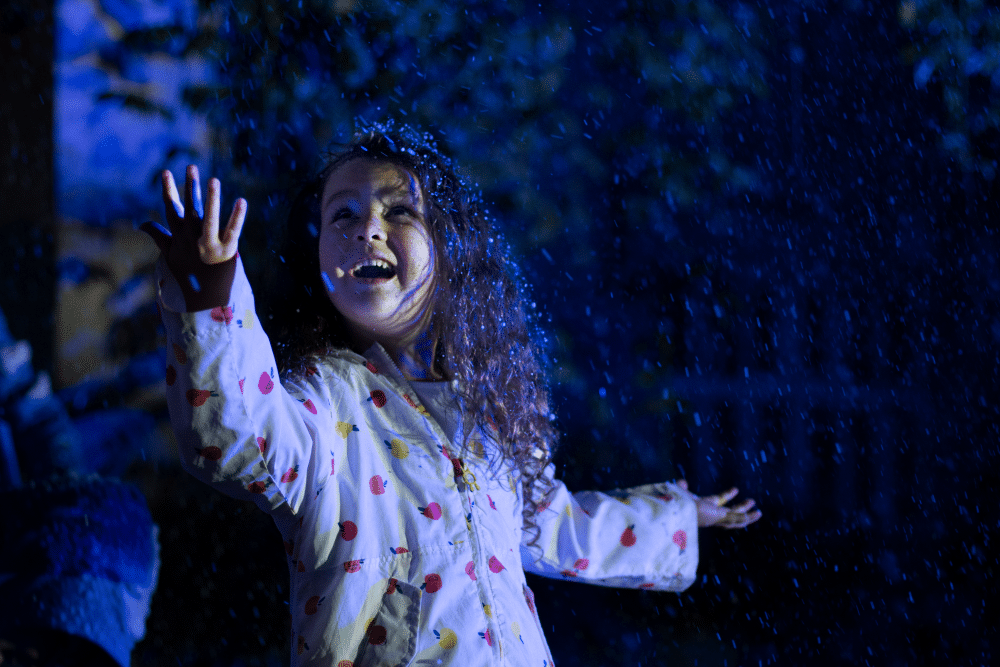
[362,344,506,664]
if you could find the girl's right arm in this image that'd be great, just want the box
[142,167,330,523]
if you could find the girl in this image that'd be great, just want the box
[142,127,760,666]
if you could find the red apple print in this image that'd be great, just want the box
[465,561,477,581]
[172,344,187,364]
[165,365,176,386]
[210,305,234,325]
[393,547,408,554]
[560,570,578,578]
[196,446,222,461]
[574,558,590,571]
[304,595,325,615]
[657,493,674,502]
[438,444,452,460]
[488,556,505,573]
[620,524,637,547]
[365,361,379,374]
[305,366,318,376]
[367,624,387,645]
[297,561,305,573]
[479,629,493,646]
[403,393,418,409]
[386,578,398,594]
[247,480,270,494]
[257,437,267,453]
[344,559,364,573]
[186,389,215,406]
[536,501,551,514]
[280,465,299,483]
[639,582,656,589]
[487,495,496,510]
[302,399,317,414]
[297,635,308,655]
[339,520,358,541]
[239,378,245,393]
[330,452,336,476]
[451,457,463,477]
[367,390,387,408]
[421,573,442,593]
[283,539,294,555]
[672,529,687,553]
[418,503,442,520]
[258,371,274,395]
[369,475,386,495]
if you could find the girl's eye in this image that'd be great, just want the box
[331,208,353,223]
[389,205,415,217]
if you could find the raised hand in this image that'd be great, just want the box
[140,165,247,311]
[677,479,762,529]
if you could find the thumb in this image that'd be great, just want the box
[139,221,172,254]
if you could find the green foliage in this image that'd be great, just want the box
[110,0,770,249]
[899,0,1000,178]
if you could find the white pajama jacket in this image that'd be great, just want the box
[156,257,699,667]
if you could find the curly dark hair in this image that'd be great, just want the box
[267,126,558,547]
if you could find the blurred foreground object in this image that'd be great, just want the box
[0,475,160,666]
[1,307,160,665]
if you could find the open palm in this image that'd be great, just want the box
[140,165,247,311]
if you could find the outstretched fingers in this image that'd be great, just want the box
[197,179,245,265]
[161,170,184,231]
[714,487,741,506]
[185,164,204,220]
[223,197,247,249]
[722,507,763,529]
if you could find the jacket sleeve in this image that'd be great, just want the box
[519,464,699,592]
[156,255,334,525]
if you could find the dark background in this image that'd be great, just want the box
[2,0,997,665]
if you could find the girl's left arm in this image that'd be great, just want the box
[520,465,702,592]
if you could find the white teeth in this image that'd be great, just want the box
[350,258,395,277]
[355,259,392,270]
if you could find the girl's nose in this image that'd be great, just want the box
[357,211,386,241]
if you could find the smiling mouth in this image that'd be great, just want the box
[350,259,397,280]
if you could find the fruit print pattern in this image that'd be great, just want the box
[258,370,274,395]
[186,388,217,406]
[210,305,234,325]
[385,438,409,459]
[434,628,458,649]
[155,257,700,667]
[672,529,687,554]
[369,475,388,495]
[335,421,359,438]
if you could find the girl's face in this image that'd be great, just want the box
[318,158,437,348]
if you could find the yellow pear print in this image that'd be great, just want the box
[482,603,492,618]
[434,628,458,649]
[242,309,253,329]
[470,438,484,459]
[335,421,358,439]
[511,621,523,644]
[386,438,409,459]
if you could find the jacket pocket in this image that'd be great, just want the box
[354,578,422,667]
